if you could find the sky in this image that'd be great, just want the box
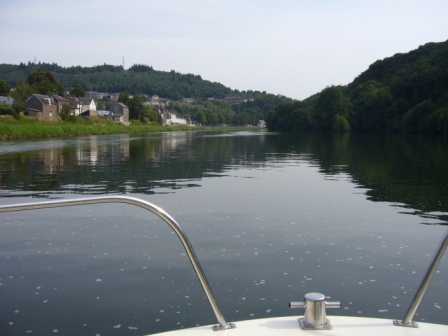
[0,0,447,100]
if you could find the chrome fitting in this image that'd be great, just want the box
[290,292,340,330]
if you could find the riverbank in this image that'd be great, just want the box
[0,116,201,140]
[0,116,265,140]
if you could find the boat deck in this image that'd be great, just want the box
[150,316,448,336]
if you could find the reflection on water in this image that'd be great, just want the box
[0,132,446,223]
[0,131,447,335]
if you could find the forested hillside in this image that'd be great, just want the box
[0,63,233,99]
[266,40,448,134]
[0,63,292,125]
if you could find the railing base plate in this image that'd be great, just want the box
[212,322,236,331]
[393,320,419,328]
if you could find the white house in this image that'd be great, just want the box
[79,98,97,113]
[161,109,188,125]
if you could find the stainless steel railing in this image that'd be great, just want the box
[0,195,235,331]
[394,229,448,328]
[1,196,446,330]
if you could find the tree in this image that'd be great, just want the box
[0,104,18,119]
[0,79,10,96]
[353,85,398,131]
[118,91,130,106]
[26,71,63,95]
[266,101,312,132]
[128,94,146,121]
[208,112,219,125]
[70,84,85,97]
[10,80,34,113]
[401,100,436,133]
[313,86,353,131]
[195,110,206,124]
[333,114,351,132]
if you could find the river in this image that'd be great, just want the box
[0,130,447,335]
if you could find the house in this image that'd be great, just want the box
[146,95,170,109]
[159,108,188,125]
[110,93,121,101]
[110,102,129,125]
[26,94,98,120]
[53,95,81,116]
[223,96,247,105]
[26,94,58,121]
[0,96,14,105]
[85,91,108,99]
[257,120,266,127]
[182,98,195,104]
[79,98,98,119]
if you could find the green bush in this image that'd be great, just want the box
[333,114,351,132]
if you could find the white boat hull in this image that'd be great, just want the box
[149,316,448,336]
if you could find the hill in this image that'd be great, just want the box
[0,63,292,125]
[266,40,448,134]
[0,63,234,101]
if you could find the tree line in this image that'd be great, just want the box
[0,62,292,125]
[266,40,448,134]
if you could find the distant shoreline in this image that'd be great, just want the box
[0,118,264,140]
[0,119,199,140]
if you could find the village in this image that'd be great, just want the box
[0,90,263,126]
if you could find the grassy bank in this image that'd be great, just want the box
[0,116,201,140]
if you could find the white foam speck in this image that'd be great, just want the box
[378,310,388,312]
[96,279,102,282]
[434,305,441,309]
[113,324,121,328]
[53,329,58,333]
[128,327,138,329]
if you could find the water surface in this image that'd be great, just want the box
[1,131,447,335]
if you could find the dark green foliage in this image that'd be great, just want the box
[128,64,154,72]
[267,40,448,134]
[0,104,18,119]
[333,114,351,132]
[266,101,312,131]
[0,79,10,96]
[0,62,294,125]
[0,62,232,101]
[26,71,63,95]
[118,92,159,123]
[401,100,436,132]
[70,84,85,97]
[313,86,353,131]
